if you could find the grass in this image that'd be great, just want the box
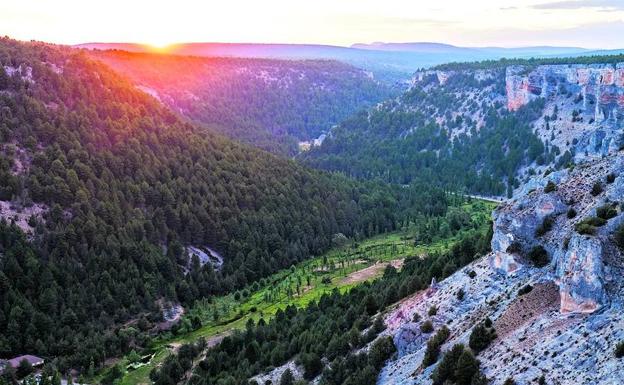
[100,198,495,385]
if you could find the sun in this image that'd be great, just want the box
[144,38,176,53]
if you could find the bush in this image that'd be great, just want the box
[506,241,522,254]
[503,378,516,385]
[431,344,465,385]
[527,245,549,267]
[422,326,450,367]
[280,369,294,385]
[614,224,624,250]
[428,305,438,316]
[457,288,465,301]
[575,217,607,235]
[469,322,496,353]
[596,204,617,220]
[454,349,480,385]
[591,182,603,196]
[412,312,421,322]
[368,336,397,369]
[584,216,608,226]
[300,352,322,380]
[535,215,554,237]
[518,284,533,296]
[575,222,596,235]
[616,341,624,358]
[420,320,434,333]
[607,173,616,184]
[567,207,577,219]
[544,180,557,193]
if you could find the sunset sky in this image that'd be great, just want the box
[2,0,624,48]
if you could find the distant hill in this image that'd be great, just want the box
[88,50,395,155]
[352,42,587,56]
[75,42,604,81]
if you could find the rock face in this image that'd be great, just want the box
[555,235,607,313]
[490,187,566,274]
[506,63,624,123]
[506,63,624,163]
[377,154,624,385]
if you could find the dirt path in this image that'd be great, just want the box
[170,330,231,352]
[340,259,404,285]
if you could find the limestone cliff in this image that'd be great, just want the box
[377,153,624,385]
[506,63,624,164]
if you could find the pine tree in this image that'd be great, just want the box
[455,349,479,385]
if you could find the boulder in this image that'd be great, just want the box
[555,235,608,313]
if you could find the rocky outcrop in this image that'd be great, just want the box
[412,69,496,87]
[506,63,624,161]
[506,63,624,122]
[490,188,566,273]
[554,235,608,313]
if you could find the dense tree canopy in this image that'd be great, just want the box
[90,50,395,155]
[0,38,456,370]
[150,229,492,385]
[301,69,550,196]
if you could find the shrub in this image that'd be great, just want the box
[280,369,294,385]
[544,180,557,193]
[607,173,616,184]
[506,241,522,254]
[575,222,596,235]
[428,305,438,316]
[535,215,554,237]
[468,270,477,279]
[503,378,516,385]
[584,216,608,226]
[591,182,603,196]
[368,336,397,369]
[454,349,480,385]
[469,322,496,353]
[422,326,451,367]
[431,344,465,385]
[616,341,624,358]
[518,284,533,296]
[527,245,549,267]
[614,223,624,250]
[420,320,434,333]
[412,312,421,322]
[596,204,617,220]
[300,352,322,380]
[457,288,465,301]
[567,207,577,219]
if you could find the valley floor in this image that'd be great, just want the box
[96,200,495,385]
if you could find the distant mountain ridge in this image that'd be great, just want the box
[74,42,612,81]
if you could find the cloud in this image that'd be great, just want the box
[532,0,624,10]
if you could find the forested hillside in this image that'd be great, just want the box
[301,68,551,196]
[88,50,395,155]
[0,38,448,370]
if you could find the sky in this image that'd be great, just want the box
[1,0,624,49]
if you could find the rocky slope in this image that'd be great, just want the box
[506,63,624,165]
[377,153,624,384]
[305,59,624,197]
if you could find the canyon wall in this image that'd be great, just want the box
[506,63,624,126]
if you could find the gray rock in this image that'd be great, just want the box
[555,234,608,313]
